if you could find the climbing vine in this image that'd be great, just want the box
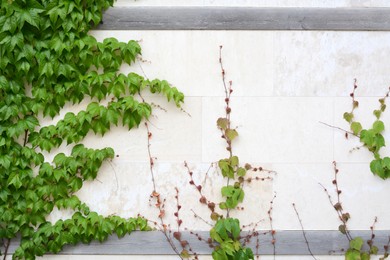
[320,162,389,260]
[343,80,390,179]
[174,46,274,260]
[0,0,183,259]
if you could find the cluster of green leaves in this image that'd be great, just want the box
[210,219,253,260]
[0,0,183,258]
[345,237,380,260]
[343,87,390,179]
[207,116,253,260]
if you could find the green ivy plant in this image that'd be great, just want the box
[343,81,390,179]
[208,46,255,260]
[321,162,388,260]
[0,0,183,259]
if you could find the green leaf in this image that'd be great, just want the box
[230,156,239,167]
[350,237,364,251]
[237,167,246,177]
[361,252,370,260]
[372,120,385,134]
[217,118,229,130]
[373,109,382,119]
[212,248,228,260]
[345,249,361,260]
[343,112,354,123]
[225,129,238,141]
[370,159,386,179]
[180,249,190,258]
[360,130,374,147]
[370,245,378,255]
[8,174,23,189]
[221,186,235,197]
[351,122,362,135]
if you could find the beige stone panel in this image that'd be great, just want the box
[273,163,390,230]
[202,97,334,163]
[77,96,202,162]
[71,161,273,231]
[335,163,390,230]
[333,97,390,163]
[274,31,390,96]
[272,163,340,230]
[90,30,274,97]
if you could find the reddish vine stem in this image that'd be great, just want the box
[292,203,317,260]
[190,209,213,226]
[144,122,182,259]
[145,122,157,192]
[349,79,359,116]
[174,187,182,233]
[184,161,215,212]
[219,45,234,218]
[367,216,378,251]
[319,162,353,241]
[267,193,277,259]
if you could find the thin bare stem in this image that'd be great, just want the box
[319,121,358,137]
[319,162,353,241]
[144,123,183,259]
[268,194,277,259]
[190,209,213,227]
[145,122,157,192]
[184,161,214,209]
[367,216,378,251]
[292,203,318,260]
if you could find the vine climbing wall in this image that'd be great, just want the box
[2,0,390,259]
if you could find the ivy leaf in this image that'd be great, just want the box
[237,167,246,177]
[373,109,382,119]
[8,174,23,189]
[345,249,361,260]
[69,178,83,192]
[338,224,347,235]
[372,120,385,134]
[350,122,362,135]
[122,109,141,129]
[370,159,386,179]
[180,249,190,258]
[106,108,119,126]
[350,237,364,251]
[370,245,379,255]
[230,156,239,167]
[225,129,238,141]
[343,112,354,123]
[20,9,43,28]
[217,118,229,130]
[24,116,39,131]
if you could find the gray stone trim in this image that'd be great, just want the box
[5,230,390,255]
[97,7,390,31]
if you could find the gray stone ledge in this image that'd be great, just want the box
[5,230,390,255]
[97,7,390,31]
